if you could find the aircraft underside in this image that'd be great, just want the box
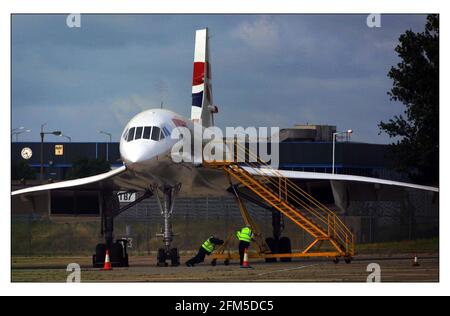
[92,156,235,267]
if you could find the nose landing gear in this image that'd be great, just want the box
[154,185,181,267]
[157,248,180,267]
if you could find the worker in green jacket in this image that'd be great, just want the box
[186,236,224,267]
[236,226,254,266]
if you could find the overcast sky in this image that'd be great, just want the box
[12,14,428,143]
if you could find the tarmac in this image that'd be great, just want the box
[11,253,439,282]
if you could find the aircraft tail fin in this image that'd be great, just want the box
[191,28,218,127]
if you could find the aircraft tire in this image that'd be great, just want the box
[265,238,278,263]
[94,244,107,267]
[279,237,292,262]
[157,248,168,267]
[170,248,180,266]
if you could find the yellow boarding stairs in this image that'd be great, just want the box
[203,142,355,264]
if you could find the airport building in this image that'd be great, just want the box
[11,127,403,182]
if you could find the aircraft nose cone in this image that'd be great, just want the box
[126,153,143,164]
[122,146,148,164]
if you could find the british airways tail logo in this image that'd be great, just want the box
[191,62,210,108]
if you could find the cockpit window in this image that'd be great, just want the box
[162,126,171,138]
[122,128,129,140]
[151,126,161,141]
[135,127,143,140]
[127,127,135,142]
[143,126,152,139]
[127,126,166,142]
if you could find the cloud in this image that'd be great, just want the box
[231,16,280,51]
[11,14,429,144]
[110,94,158,126]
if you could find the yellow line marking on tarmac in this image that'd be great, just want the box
[256,263,326,277]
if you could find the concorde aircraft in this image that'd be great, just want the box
[12,29,438,267]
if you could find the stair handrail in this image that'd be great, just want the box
[229,142,354,252]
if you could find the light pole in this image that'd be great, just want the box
[11,126,25,133]
[60,134,72,142]
[12,127,27,141]
[40,123,62,182]
[332,129,353,174]
[12,128,31,141]
[99,130,112,161]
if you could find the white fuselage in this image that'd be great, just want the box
[118,109,230,196]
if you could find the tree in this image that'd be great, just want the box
[11,160,36,180]
[66,158,111,180]
[379,14,439,185]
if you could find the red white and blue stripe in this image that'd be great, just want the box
[192,62,205,108]
[191,28,214,127]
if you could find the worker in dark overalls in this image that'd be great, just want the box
[186,236,224,267]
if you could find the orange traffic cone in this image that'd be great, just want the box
[104,250,112,271]
[413,255,420,267]
[241,248,252,269]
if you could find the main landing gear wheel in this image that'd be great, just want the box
[170,248,180,266]
[265,237,292,262]
[224,259,230,266]
[265,238,278,263]
[279,237,292,263]
[93,244,107,268]
[111,242,124,266]
[93,241,129,268]
[157,248,168,267]
[345,257,353,264]
[333,257,340,264]
[211,259,217,266]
